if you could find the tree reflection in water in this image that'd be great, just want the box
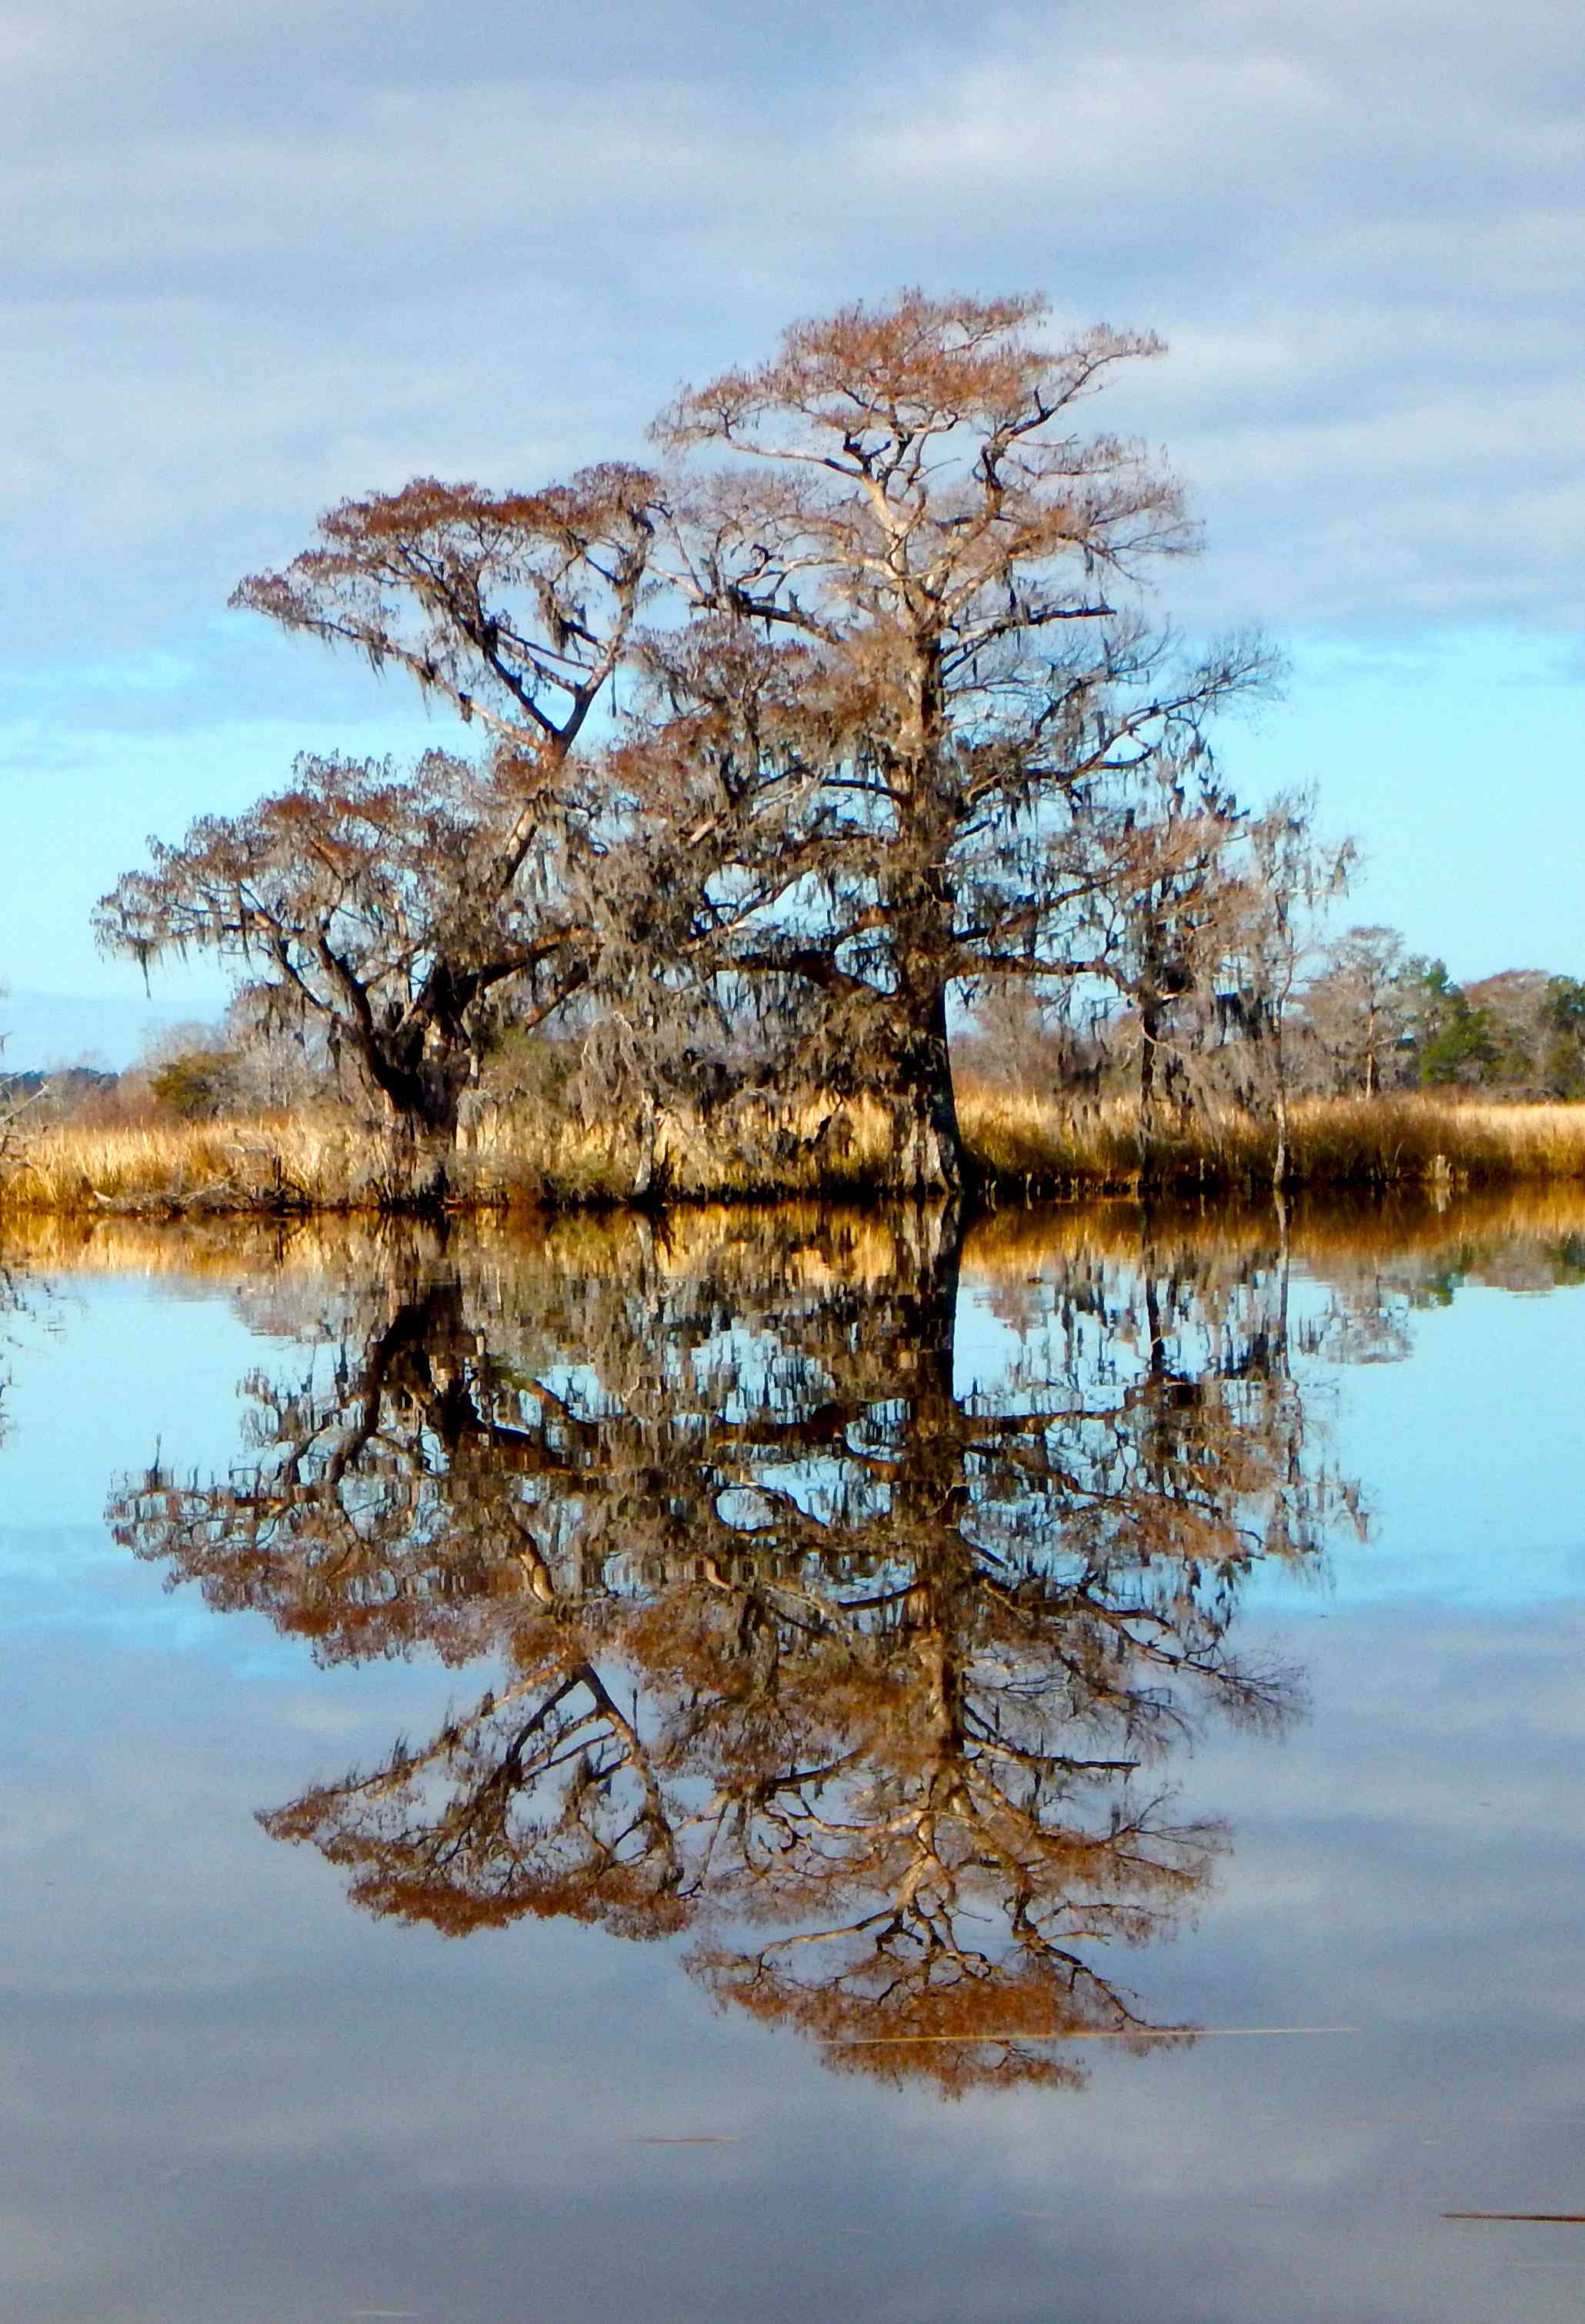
[111,1207,1366,2094]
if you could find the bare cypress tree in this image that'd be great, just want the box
[1303,926,1412,1097]
[648,290,1276,1190]
[95,751,596,1194]
[1062,752,1253,1162]
[1234,796,1355,1193]
[94,299,1281,1200]
[95,472,659,1197]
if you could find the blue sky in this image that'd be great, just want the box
[3,0,1581,1063]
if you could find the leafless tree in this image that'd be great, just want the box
[1303,926,1412,1098]
[0,998,38,1179]
[1226,794,1354,1190]
[956,977,1103,1097]
[95,471,661,1197]
[1063,753,1254,1157]
[646,290,1277,1190]
[96,751,590,1194]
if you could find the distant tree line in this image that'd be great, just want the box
[959,933,1585,1110]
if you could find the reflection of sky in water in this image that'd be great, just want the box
[1,1227,1583,2322]
[1250,1278,1585,1613]
[951,1267,1585,1614]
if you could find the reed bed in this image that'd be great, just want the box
[960,1087,1585,1195]
[0,1114,369,1215]
[0,1099,904,1214]
[5,1090,1585,1218]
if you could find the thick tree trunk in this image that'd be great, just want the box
[379,1118,456,1210]
[376,1069,465,1211]
[883,695,966,1197]
[887,981,966,1195]
[355,1027,473,1211]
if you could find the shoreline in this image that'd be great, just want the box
[5,1089,1585,1220]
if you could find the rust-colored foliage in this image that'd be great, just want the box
[95,750,589,1176]
[233,466,660,755]
[97,469,664,1189]
[97,292,1284,1200]
[637,289,1277,1188]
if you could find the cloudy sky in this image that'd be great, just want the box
[3,0,1580,1059]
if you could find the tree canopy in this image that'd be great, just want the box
[97,291,1288,1196]
[640,292,1275,1186]
[95,751,588,1169]
[95,290,1283,1199]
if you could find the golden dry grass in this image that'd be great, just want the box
[959,1084,1585,1195]
[0,1114,369,1215]
[5,1087,1585,1217]
[0,1097,903,1214]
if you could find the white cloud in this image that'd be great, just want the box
[2,0,1582,996]
[2,0,1579,647]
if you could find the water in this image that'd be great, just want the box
[2,1195,1584,2322]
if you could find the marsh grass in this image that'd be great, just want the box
[5,1088,1585,1217]
[959,1085,1585,1196]
[0,1114,369,1215]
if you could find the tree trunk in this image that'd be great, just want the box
[355,1030,474,1211]
[379,1120,455,1210]
[887,981,966,1195]
[376,1070,465,1211]
[883,710,966,1196]
[1137,998,1160,1175]
[628,1093,681,1207]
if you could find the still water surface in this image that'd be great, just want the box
[2,1197,1584,2322]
